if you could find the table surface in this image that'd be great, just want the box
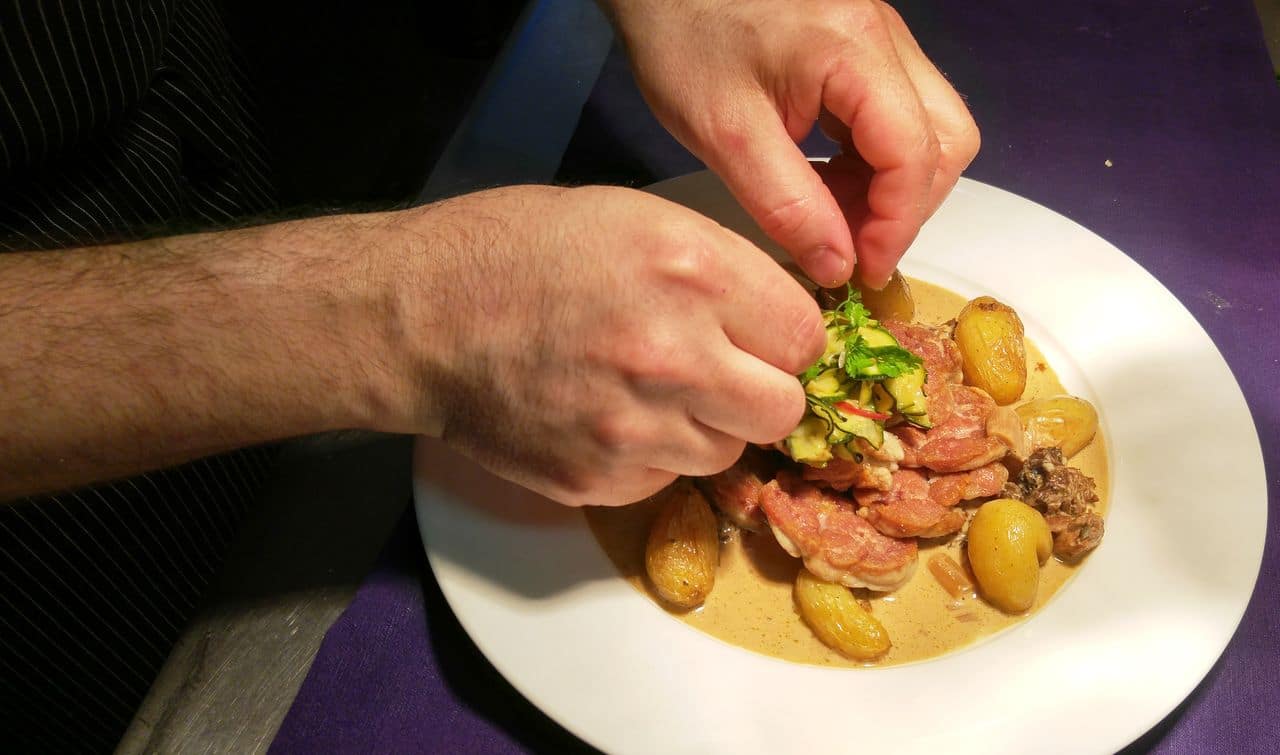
[130,1,1280,752]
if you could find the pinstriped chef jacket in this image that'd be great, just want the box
[1,1,278,751]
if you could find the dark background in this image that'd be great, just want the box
[223,0,527,208]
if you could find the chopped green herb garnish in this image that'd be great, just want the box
[786,287,930,462]
[843,335,877,376]
[861,343,922,379]
[799,362,825,383]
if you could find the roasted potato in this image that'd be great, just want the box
[953,296,1027,405]
[856,269,916,322]
[645,483,719,609]
[1016,395,1099,458]
[794,568,891,661]
[966,498,1052,613]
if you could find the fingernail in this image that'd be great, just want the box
[864,273,891,291]
[803,246,849,288]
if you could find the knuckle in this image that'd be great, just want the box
[590,410,647,453]
[550,464,600,502]
[919,129,943,168]
[955,118,981,163]
[756,193,821,243]
[617,326,694,386]
[796,46,837,90]
[815,1,881,41]
[680,436,744,477]
[708,438,748,474]
[873,0,905,29]
[778,301,827,374]
[705,114,751,156]
[649,233,716,283]
[761,382,808,443]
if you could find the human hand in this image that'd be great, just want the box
[375,185,825,506]
[604,0,980,289]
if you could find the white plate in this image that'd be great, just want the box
[414,173,1266,754]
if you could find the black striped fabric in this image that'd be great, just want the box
[0,450,276,752]
[0,1,278,751]
[0,0,273,250]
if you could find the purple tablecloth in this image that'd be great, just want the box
[272,1,1279,752]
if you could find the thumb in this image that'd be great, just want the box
[695,95,855,288]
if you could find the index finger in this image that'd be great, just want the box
[878,4,980,218]
[691,94,857,288]
[822,23,940,288]
[702,223,827,377]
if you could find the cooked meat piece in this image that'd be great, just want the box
[985,405,1029,459]
[927,462,1009,507]
[1002,448,1098,518]
[882,319,964,441]
[870,323,1011,473]
[893,385,1010,473]
[758,472,918,591]
[883,320,964,388]
[799,430,903,493]
[803,456,892,492]
[695,446,778,532]
[860,432,905,463]
[854,469,966,539]
[914,434,1008,473]
[894,426,925,467]
[1004,447,1104,560]
[1045,511,1104,561]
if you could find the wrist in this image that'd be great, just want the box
[227,212,422,437]
[323,211,443,437]
[334,199,488,439]
[360,186,567,440]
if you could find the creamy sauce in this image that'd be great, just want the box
[585,279,1109,667]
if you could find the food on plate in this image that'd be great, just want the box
[1016,395,1099,458]
[586,278,1108,667]
[644,482,719,609]
[851,269,916,323]
[793,568,892,661]
[693,445,776,532]
[1003,447,1104,560]
[782,287,930,466]
[952,296,1027,405]
[760,471,919,590]
[927,552,974,599]
[966,498,1053,613]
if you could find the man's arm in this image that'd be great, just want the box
[1,185,826,506]
[0,213,407,499]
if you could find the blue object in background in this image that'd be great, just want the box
[418,0,614,201]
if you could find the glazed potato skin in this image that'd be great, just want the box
[966,498,1052,613]
[794,568,892,661]
[645,483,719,608]
[953,296,1027,405]
[1016,395,1099,458]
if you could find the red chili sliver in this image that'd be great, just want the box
[835,401,891,421]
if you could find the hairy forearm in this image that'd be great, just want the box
[0,213,410,500]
